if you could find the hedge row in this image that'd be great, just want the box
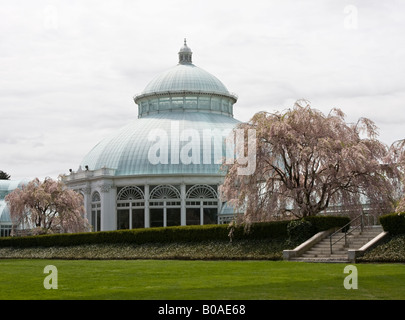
[286,215,351,243]
[0,216,350,248]
[303,215,350,233]
[379,212,405,235]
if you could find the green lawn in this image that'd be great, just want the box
[0,259,404,300]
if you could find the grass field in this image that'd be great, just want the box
[1,259,404,300]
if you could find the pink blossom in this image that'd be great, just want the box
[5,176,90,234]
[221,100,405,223]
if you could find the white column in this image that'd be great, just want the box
[144,184,150,228]
[217,184,222,224]
[200,201,204,225]
[181,183,186,225]
[163,202,167,227]
[129,203,133,229]
[82,186,92,225]
[100,183,116,231]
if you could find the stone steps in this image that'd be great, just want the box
[291,226,383,262]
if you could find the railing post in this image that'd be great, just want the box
[330,235,332,254]
[329,212,363,255]
[344,231,347,247]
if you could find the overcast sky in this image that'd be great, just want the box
[1,0,404,181]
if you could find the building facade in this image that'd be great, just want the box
[64,40,241,231]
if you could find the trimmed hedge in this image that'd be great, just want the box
[0,216,350,249]
[287,219,314,243]
[303,215,350,233]
[0,223,285,248]
[286,216,351,243]
[379,212,405,235]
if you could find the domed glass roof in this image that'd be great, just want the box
[137,39,229,95]
[75,40,241,178]
[140,64,231,96]
[81,112,240,176]
[138,39,231,97]
[134,40,237,118]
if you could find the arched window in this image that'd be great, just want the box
[92,191,100,202]
[186,185,218,225]
[149,185,181,228]
[117,186,144,201]
[91,191,101,231]
[116,186,145,230]
[186,184,217,199]
[150,185,180,199]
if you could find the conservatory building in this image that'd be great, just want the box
[0,180,29,236]
[64,40,241,231]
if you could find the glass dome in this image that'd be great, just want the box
[134,40,237,118]
[78,40,241,178]
[81,112,240,176]
[140,64,231,96]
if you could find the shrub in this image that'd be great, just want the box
[379,212,405,235]
[287,219,315,243]
[357,234,405,262]
[303,215,350,233]
[231,221,290,240]
[0,223,286,248]
[0,216,350,249]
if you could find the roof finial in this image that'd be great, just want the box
[178,39,192,65]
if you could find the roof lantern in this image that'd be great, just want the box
[133,39,238,118]
[178,38,192,64]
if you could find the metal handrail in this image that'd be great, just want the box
[330,213,364,254]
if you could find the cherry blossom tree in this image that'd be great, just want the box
[5,177,90,235]
[392,139,405,213]
[396,197,405,213]
[221,100,404,223]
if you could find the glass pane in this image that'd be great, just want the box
[222,99,228,112]
[203,208,217,224]
[159,98,171,110]
[0,226,11,237]
[211,97,220,111]
[172,97,184,109]
[198,97,210,110]
[186,208,200,225]
[150,99,158,111]
[91,211,96,231]
[97,210,101,231]
[150,209,163,227]
[117,209,130,230]
[185,97,197,109]
[132,209,145,229]
[167,208,181,226]
[141,101,149,113]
